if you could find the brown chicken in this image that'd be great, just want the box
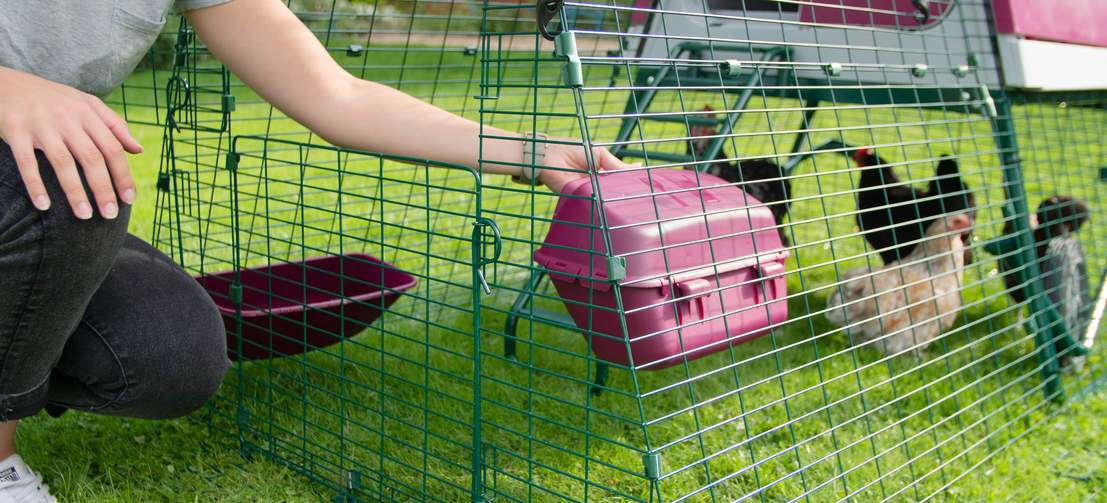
[825,212,973,356]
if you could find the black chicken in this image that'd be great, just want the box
[998,195,1091,369]
[687,106,793,245]
[853,149,975,265]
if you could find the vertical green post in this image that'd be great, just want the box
[989,91,1065,400]
[470,221,485,503]
[470,217,500,503]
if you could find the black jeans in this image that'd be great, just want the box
[0,141,230,421]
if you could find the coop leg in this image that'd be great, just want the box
[504,268,548,361]
[788,99,821,161]
[590,361,609,396]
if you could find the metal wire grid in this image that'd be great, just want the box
[477,1,1103,501]
[223,137,485,500]
[136,0,1107,502]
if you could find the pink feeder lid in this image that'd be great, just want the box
[534,169,788,290]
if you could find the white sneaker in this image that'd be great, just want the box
[0,455,57,503]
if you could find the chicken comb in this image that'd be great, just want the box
[853,148,872,162]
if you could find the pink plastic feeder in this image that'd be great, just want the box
[197,253,417,361]
[534,170,790,369]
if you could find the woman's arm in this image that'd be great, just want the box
[184,0,629,192]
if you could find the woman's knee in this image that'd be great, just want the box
[64,235,231,419]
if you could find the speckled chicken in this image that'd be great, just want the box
[825,212,973,356]
[998,195,1091,369]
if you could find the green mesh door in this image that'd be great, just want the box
[150,12,497,500]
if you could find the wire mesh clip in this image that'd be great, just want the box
[172,28,191,69]
[824,62,842,77]
[643,452,662,480]
[606,256,626,282]
[911,64,928,78]
[554,31,584,87]
[978,86,998,118]
[156,171,172,193]
[719,60,741,78]
[225,152,240,172]
[537,0,564,41]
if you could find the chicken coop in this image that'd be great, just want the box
[114,0,1107,500]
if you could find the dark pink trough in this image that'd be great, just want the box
[197,253,417,361]
[534,170,789,369]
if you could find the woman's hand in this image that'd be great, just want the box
[539,139,638,193]
[0,66,142,219]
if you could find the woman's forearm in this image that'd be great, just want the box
[314,77,527,175]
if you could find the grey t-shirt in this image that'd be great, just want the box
[0,0,233,97]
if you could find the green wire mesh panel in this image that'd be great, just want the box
[150,2,494,500]
[145,0,1106,501]
[478,0,1104,501]
[222,137,484,500]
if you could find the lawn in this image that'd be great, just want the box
[14,50,1107,502]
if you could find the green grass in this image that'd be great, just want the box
[17,65,1107,502]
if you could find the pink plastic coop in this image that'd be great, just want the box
[534,170,790,369]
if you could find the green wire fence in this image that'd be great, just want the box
[121,0,1107,501]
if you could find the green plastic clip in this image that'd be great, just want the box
[967,52,980,68]
[222,94,236,113]
[605,256,626,282]
[912,64,928,78]
[225,152,240,172]
[156,172,172,193]
[953,65,970,78]
[172,30,190,68]
[555,31,583,87]
[346,470,362,492]
[346,44,363,57]
[230,283,243,304]
[825,62,842,77]
[235,405,250,427]
[643,452,662,480]
[234,406,257,459]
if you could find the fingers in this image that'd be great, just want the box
[64,129,119,219]
[91,99,143,155]
[40,134,97,220]
[85,113,137,206]
[8,137,50,211]
[16,118,134,220]
[591,146,639,172]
